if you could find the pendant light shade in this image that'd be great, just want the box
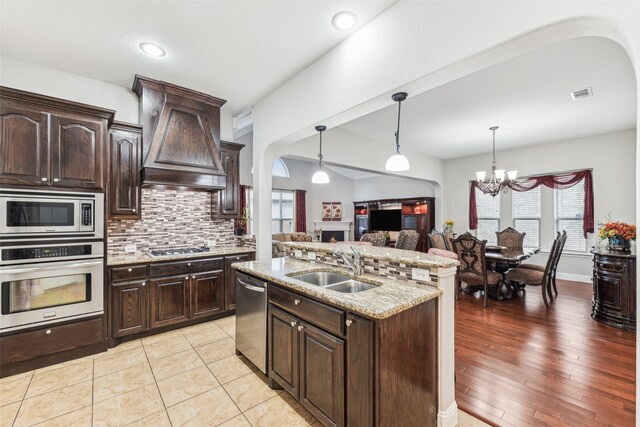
[312,125,329,184]
[385,92,410,172]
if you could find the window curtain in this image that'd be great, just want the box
[469,169,594,237]
[239,185,248,233]
[295,189,307,233]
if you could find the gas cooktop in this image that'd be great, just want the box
[149,247,211,257]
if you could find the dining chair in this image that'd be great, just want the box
[429,229,447,250]
[518,231,566,301]
[443,230,455,251]
[450,232,503,307]
[360,232,386,247]
[496,227,526,249]
[396,230,419,251]
[505,231,565,307]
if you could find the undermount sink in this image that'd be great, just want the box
[290,271,352,286]
[288,271,378,293]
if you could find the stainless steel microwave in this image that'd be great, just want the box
[0,189,104,241]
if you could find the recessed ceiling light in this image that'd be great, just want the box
[139,42,166,57]
[332,11,357,31]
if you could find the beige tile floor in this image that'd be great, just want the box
[0,315,487,427]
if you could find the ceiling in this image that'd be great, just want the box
[0,0,394,115]
[324,164,379,180]
[340,37,637,160]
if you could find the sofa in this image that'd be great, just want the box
[272,232,313,257]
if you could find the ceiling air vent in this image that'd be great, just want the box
[570,87,593,101]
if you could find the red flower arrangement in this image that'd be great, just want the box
[598,221,636,241]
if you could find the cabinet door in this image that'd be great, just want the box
[346,314,374,426]
[190,269,225,319]
[217,144,240,217]
[0,104,50,186]
[594,272,624,313]
[112,280,147,337]
[224,253,254,310]
[51,114,105,190]
[150,275,190,328]
[268,306,299,397]
[109,126,141,218]
[299,322,345,427]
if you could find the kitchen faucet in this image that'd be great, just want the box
[334,246,362,276]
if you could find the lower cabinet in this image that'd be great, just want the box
[112,280,147,337]
[191,270,225,318]
[150,275,190,329]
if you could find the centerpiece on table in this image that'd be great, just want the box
[444,219,454,232]
[598,219,636,252]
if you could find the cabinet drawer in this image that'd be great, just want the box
[150,258,224,277]
[111,265,148,282]
[595,260,627,275]
[269,286,345,336]
[1,317,103,365]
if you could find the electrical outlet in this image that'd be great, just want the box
[207,240,216,247]
[412,267,430,282]
[308,252,317,261]
[294,249,303,258]
[124,244,137,253]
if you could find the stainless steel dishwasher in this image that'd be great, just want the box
[235,271,268,374]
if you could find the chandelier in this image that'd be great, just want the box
[475,126,517,197]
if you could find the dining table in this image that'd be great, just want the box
[485,246,541,299]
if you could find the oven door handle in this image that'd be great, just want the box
[1,261,103,274]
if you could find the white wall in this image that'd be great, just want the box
[353,175,435,201]
[0,56,235,139]
[443,128,637,281]
[235,131,254,186]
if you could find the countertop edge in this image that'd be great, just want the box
[107,247,256,266]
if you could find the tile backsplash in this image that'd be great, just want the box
[107,189,235,256]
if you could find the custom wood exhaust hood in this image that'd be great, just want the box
[132,75,227,190]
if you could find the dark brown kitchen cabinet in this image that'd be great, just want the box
[216,141,244,218]
[592,250,636,331]
[0,87,114,190]
[0,103,49,186]
[150,275,190,329]
[224,252,255,310]
[190,269,225,319]
[268,306,299,396]
[112,279,147,337]
[109,122,142,218]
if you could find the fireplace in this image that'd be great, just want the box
[321,230,345,243]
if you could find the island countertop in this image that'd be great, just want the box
[232,257,441,319]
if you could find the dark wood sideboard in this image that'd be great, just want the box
[591,249,636,331]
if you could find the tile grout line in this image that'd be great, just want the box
[139,335,174,427]
[91,355,95,427]
[10,370,34,427]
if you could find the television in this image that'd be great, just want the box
[370,209,402,231]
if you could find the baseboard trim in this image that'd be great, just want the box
[438,402,458,427]
[557,272,591,283]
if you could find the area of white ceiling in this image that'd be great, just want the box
[339,37,637,159]
[0,0,394,115]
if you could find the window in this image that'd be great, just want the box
[476,192,500,244]
[513,187,541,247]
[555,184,587,252]
[272,158,290,178]
[271,190,294,233]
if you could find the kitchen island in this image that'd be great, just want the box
[233,242,459,427]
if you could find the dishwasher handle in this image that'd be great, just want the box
[238,278,266,293]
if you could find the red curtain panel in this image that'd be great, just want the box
[295,189,307,233]
[470,170,594,237]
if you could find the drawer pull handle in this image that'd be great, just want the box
[186,276,189,280]
[188,263,191,266]
[132,208,136,213]
[45,329,51,335]
[127,268,132,272]
[141,282,146,286]
[345,319,353,327]
[294,299,301,305]
[297,325,304,331]
[53,178,59,182]
[291,321,297,327]
[41,177,48,182]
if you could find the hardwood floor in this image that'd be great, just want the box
[455,279,636,426]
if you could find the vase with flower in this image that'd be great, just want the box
[444,219,454,232]
[598,220,636,252]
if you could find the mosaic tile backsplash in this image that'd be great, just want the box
[107,189,236,256]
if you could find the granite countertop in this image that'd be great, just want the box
[282,241,459,269]
[233,257,441,319]
[107,246,255,266]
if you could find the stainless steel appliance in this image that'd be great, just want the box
[235,271,267,373]
[0,189,104,241]
[0,241,104,332]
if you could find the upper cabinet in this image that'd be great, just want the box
[109,122,143,219]
[216,141,244,218]
[132,75,228,190]
[0,87,114,191]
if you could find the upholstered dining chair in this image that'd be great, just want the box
[450,233,503,307]
[505,231,566,307]
[518,231,567,301]
[395,230,420,251]
[429,229,447,250]
[443,230,455,251]
[496,227,526,249]
[360,232,386,247]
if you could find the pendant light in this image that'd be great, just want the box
[385,92,410,172]
[311,125,330,184]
